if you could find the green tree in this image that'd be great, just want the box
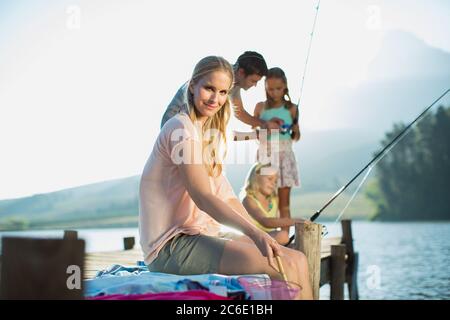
[0,217,30,231]
[367,105,450,220]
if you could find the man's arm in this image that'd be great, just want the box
[232,98,284,129]
[234,102,265,128]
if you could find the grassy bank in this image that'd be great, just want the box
[0,191,376,231]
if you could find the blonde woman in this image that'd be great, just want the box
[139,56,312,299]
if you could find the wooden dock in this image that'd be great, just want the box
[84,247,142,279]
[84,219,359,300]
[293,219,359,300]
[0,220,359,300]
[84,237,339,279]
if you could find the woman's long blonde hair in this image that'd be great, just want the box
[185,56,234,177]
[241,162,278,200]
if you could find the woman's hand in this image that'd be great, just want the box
[248,228,284,272]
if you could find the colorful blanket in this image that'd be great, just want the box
[84,263,269,300]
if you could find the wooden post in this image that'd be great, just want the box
[294,222,322,300]
[330,244,346,300]
[348,252,359,300]
[341,220,353,254]
[341,219,359,300]
[0,237,85,299]
[63,230,78,240]
[123,237,135,250]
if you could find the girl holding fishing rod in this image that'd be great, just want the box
[139,56,313,299]
[253,67,303,238]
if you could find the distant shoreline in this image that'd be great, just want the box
[2,218,450,232]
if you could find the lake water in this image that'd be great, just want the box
[320,221,450,300]
[1,221,449,300]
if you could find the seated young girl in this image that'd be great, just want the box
[242,162,309,246]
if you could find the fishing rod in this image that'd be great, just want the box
[289,0,321,135]
[294,0,321,117]
[287,88,450,244]
[233,1,321,141]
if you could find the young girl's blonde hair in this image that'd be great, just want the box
[241,162,278,200]
[186,56,234,177]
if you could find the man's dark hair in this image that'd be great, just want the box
[235,51,268,77]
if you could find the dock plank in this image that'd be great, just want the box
[84,247,143,279]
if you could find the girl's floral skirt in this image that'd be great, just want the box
[257,140,300,188]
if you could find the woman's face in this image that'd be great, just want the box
[190,70,232,121]
[265,78,286,102]
[257,173,277,196]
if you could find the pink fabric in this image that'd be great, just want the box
[89,290,231,300]
[139,113,237,265]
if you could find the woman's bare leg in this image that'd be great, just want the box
[218,238,313,300]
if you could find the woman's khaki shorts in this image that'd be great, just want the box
[147,232,240,275]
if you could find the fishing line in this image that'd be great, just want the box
[233,1,321,141]
[291,0,321,130]
[310,88,450,223]
[332,105,437,224]
[296,0,321,109]
[287,88,450,245]
[334,165,373,223]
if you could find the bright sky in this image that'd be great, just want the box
[0,0,449,200]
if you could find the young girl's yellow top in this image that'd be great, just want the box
[246,194,279,233]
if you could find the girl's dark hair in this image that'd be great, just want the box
[235,51,268,77]
[264,67,295,110]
